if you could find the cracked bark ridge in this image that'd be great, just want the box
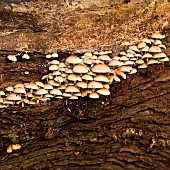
[0,0,170,169]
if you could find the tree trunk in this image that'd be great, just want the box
[0,0,170,169]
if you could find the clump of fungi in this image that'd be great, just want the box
[0,31,169,108]
[7,144,21,153]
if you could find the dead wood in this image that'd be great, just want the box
[0,0,170,170]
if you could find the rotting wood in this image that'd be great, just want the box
[0,0,170,170]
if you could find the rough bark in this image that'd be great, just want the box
[0,0,170,170]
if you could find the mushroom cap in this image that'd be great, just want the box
[138,63,147,69]
[130,57,137,61]
[68,74,82,82]
[6,86,14,92]
[89,92,99,99]
[115,69,126,79]
[52,71,61,76]
[65,68,73,74]
[73,64,89,74]
[108,59,121,67]
[113,75,121,82]
[54,76,64,83]
[0,104,7,108]
[141,45,149,52]
[103,83,110,89]
[35,89,48,95]
[141,38,152,44]
[14,83,24,89]
[153,52,166,59]
[14,87,26,94]
[44,93,54,98]
[35,81,44,88]
[66,55,82,64]
[7,145,13,153]
[11,144,21,150]
[147,59,159,65]
[112,56,120,60]
[58,85,67,90]
[0,91,5,96]
[41,74,53,80]
[69,95,79,100]
[49,64,58,71]
[7,93,21,101]
[126,53,134,58]
[82,89,92,97]
[61,73,67,78]
[127,49,136,55]
[50,88,62,95]
[136,59,145,64]
[3,100,14,105]
[134,54,142,58]
[22,53,30,59]
[123,60,134,66]
[97,88,110,96]
[7,55,17,62]
[88,81,103,89]
[138,42,146,49]
[83,58,93,65]
[91,64,110,73]
[77,82,88,88]
[87,71,96,76]
[59,62,66,68]
[118,66,131,73]
[65,86,80,93]
[129,45,140,52]
[92,55,98,60]
[84,52,93,57]
[159,57,169,62]
[48,80,60,86]
[82,74,93,81]
[119,51,126,56]
[151,31,164,39]
[50,60,60,65]
[46,54,52,58]
[142,53,153,59]
[52,53,58,58]
[44,83,53,90]
[158,44,166,49]
[98,55,111,61]
[129,68,137,74]
[149,46,162,53]
[94,75,109,83]
[62,92,72,97]
[25,83,39,90]
[74,92,82,97]
[93,59,103,64]
[154,39,162,45]
[120,56,129,61]
[0,98,3,103]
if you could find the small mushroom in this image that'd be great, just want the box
[91,64,111,73]
[22,53,30,60]
[7,145,13,153]
[89,92,99,99]
[97,88,110,96]
[7,55,17,62]
[52,53,58,58]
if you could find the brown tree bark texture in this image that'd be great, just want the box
[0,0,170,170]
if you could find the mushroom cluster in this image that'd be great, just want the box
[7,144,21,153]
[0,31,169,108]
